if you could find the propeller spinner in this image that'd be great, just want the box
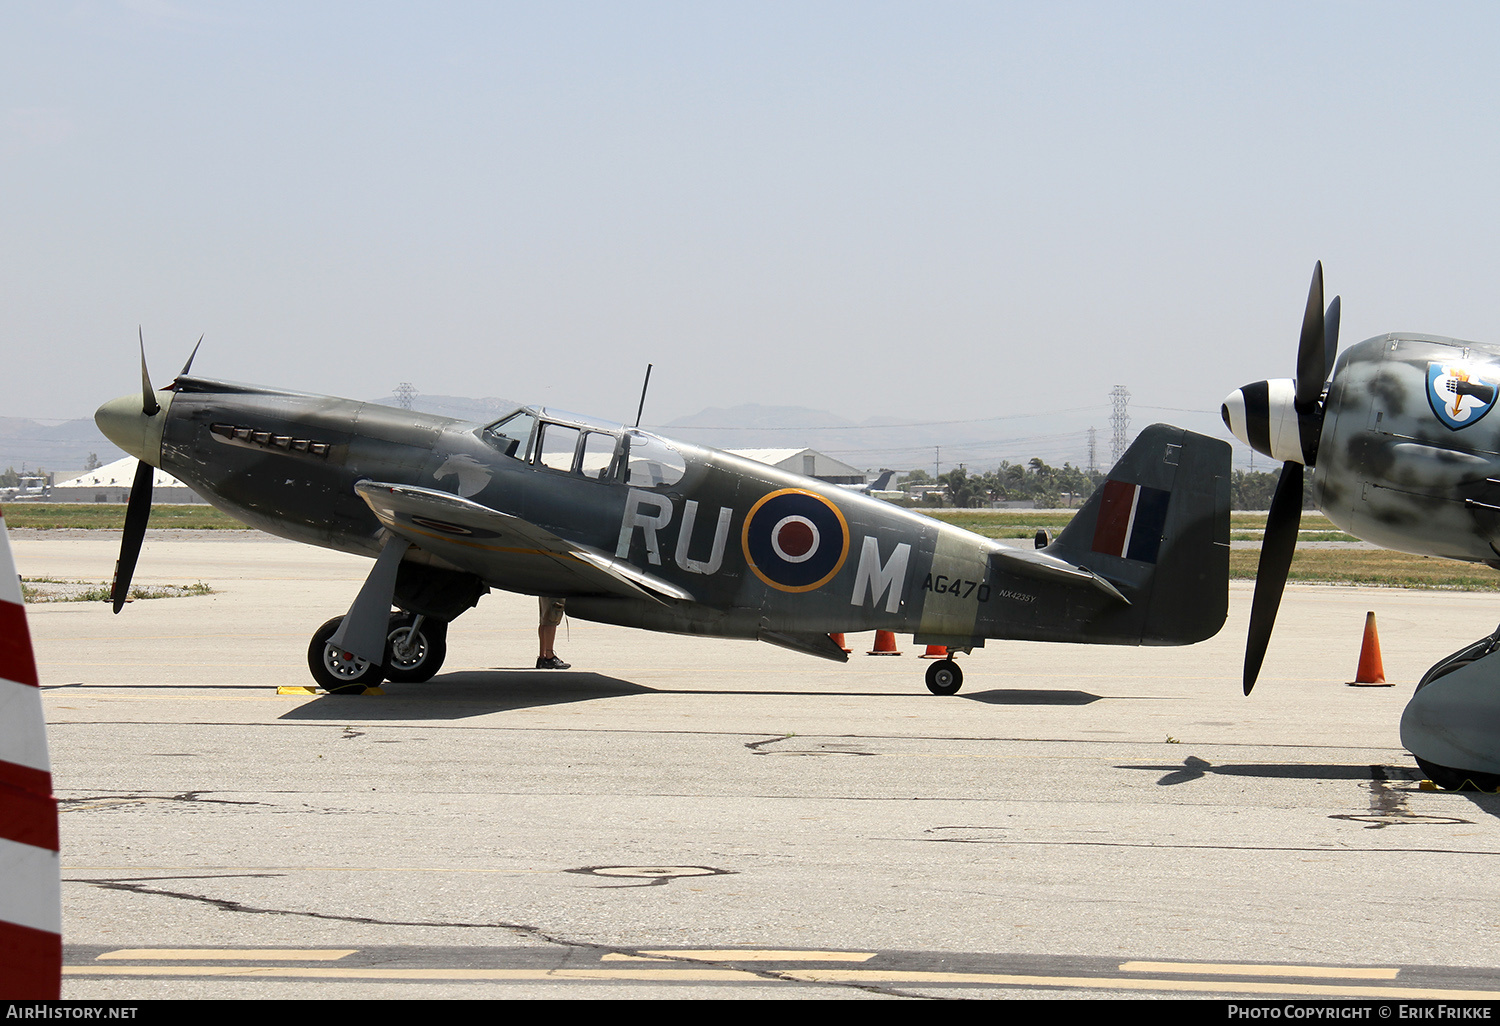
[1221,263,1340,694]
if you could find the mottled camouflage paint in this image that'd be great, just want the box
[1314,334,1500,564]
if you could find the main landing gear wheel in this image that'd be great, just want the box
[307,616,384,694]
[925,658,963,696]
[383,612,447,684]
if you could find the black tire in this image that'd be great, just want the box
[307,616,384,694]
[1415,756,1500,793]
[925,658,963,696]
[383,613,448,684]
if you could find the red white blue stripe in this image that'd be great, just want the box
[1091,480,1171,564]
[0,507,61,999]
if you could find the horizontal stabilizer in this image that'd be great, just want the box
[989,547,1129,605]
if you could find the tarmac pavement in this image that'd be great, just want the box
[12,531,1500,1000]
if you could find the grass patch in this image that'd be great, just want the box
[922,508,1355,543]
[1228,549,1500,591]
[3,504,248,530]
[21,578,216,603]
[925,508,1500,590]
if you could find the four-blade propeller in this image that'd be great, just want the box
[1222,263,1340,694]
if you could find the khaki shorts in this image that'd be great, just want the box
[539,596,566,627]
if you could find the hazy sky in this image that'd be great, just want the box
[5,2,1500,469]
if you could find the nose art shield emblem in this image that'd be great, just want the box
[1427,362,1497,431]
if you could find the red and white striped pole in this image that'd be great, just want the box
[0,507,61,999]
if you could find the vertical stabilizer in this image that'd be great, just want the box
[1046,424,1231,645]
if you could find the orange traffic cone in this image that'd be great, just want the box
[829,633,852,653]
[919,644,949,659]
[1348,611,1390,686]
[867,630,902,656]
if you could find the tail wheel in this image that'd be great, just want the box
[383,613,448,684]
[307,616,384,694]
[925,658,963,696]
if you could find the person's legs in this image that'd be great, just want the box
[537,597,569,669]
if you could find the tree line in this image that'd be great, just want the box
[897,462,1309,511]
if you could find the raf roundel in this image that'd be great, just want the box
[741,488,850,592]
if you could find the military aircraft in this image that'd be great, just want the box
[1224,262,1500,790]
[95,345,1231,697]
[837,469,898,495]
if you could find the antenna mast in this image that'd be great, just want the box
[634,364,653,427]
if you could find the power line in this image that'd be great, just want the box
[645,406,1109,432]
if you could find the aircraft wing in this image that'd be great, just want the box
[354,481,695,605]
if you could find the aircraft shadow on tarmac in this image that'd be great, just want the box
[275,674,1105,720]
[960,688,1101,706]
[1123,756,1421,785]
[1128,755,1493,791]
[277,671,653,719]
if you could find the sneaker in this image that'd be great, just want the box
[536,655,571,670]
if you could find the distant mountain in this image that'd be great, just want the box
[654,403,1123,474]
[0,417,113,475]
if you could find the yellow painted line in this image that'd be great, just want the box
[98,949,356,961]
[1119,960,1399,980]
[59,965,1500,998]
[787,972,1490,998]
[619,950,877,962]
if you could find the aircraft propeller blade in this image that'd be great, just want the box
[1244,460,1304,694]
[178,335,204,379]
[110,460,155,613]
[1294,263,1327,409]
[1323,294,1341,380]
[138,328,160,417]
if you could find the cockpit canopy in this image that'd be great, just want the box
[481,407,686,488]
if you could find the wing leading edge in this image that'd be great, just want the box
[354,481,695,605]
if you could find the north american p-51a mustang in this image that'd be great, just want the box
[1225,262,1500,790]
[96,347,1231,696]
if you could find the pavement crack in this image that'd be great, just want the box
[68,876,937,995]
[59,792,266,812]
[70,875,547,938]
